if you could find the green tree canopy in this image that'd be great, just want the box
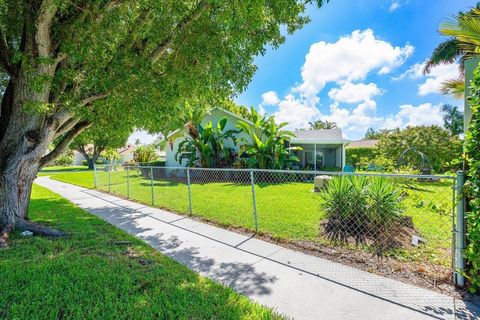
[0,0,330,241]
[376,126,463,173]
[70,116,132,169]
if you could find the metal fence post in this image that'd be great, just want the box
[108,164,111,193]
[127,166,130,199]
[455,171,466,287]
[150,167,155,206]
[187,167,193,214]
[250,169,258,232]
[93,164,97,189]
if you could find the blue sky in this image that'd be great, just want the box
[234,0,474,139]
[130,0,475,144]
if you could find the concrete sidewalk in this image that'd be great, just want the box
[35,177,479,320]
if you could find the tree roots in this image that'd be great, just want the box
[15,219,66,238]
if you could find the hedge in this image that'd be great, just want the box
[345,147,377,169]
[464,68,480,293]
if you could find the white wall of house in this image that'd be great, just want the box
[73,151,84,165]
[165,109,254,167]
[73,150,135,165]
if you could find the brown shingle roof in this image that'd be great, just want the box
[346,140,379,148]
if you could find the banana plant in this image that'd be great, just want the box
[236,107,300,169]
[176,115,237,168]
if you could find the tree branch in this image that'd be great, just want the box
[151,0,209,63]
[35,0,58,58]
[80,92,109,106]
[53,117,80,140]
[40,121,91,168]
[0,30,16,76]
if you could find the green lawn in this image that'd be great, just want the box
[39,166,95,189]
[44,166,456,267]
[0,185,282,319]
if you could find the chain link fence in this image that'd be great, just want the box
[94,164,463,286]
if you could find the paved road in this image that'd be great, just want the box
[36,177,480,320]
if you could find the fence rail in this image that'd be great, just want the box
[94,164,465,287]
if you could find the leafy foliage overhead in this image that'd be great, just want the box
[424,3,480,98]
[0,0,330,154]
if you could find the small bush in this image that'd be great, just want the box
[320,176,406,252]
[346,147,377,169]
[134,145,159,163]
[53,152,73,166]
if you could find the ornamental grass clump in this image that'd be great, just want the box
[321,176,406,253]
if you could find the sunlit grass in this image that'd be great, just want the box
[0,185,283,319]
[45,167,455,266]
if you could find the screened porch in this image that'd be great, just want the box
[290,143,345,171]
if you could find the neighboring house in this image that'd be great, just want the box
[117,144,136,163]
[73,144,94,165]
[346,139,379,149]
[289,129,349,170]
[73,144,137,165]
[166,108,349,170]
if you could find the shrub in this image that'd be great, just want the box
[346,147,377,169]
[464,68,480,293]
[53,152,73,166]
[376,126,462,173]
[320,176,406,252]
[357,154,396,172]
[134,145,159,163]
[139,160,165,167]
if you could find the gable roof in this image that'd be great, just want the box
[290,128,348,144]
[346,139,379,148]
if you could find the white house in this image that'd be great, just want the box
[165,108,349,170]
[166,108,255,167]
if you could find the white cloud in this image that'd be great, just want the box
[392,61,460,96]
[418,63,459,96]
[389,1,400,12]
[320,99,381,137]
[272,94,320,129]
[296,29,413,102]
[253,29,449,139]
[328,82,382,104]
[261,90,280,105]
[384,103,444,127]
[391,62,423,81]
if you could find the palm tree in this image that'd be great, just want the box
[424,4,480,98]
[441,104,464,136]
[308,119,337,130]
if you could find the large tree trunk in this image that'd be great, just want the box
[0,74,89,246]
[0,155,64,241]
